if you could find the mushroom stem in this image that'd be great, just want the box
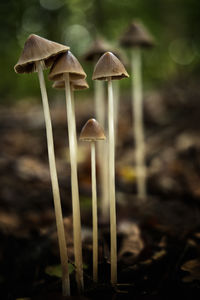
[94,81,109,221]
[108,77,117,284]
[131,48,147,199]
[36,61,70,296]
[113,80,120,144]
[94,80,105,127]
[101,143,109,220]
[91,141,98,282]
[64,73,83,291]
[70,86,78,156]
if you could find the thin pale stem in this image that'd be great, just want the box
[70,86,78,157]
[94,80,109,221]
[91,142,98,282]
[101,142,109,221]
[94,80,105,127]
[64,73,84,291]
[36,61,70,296]
[113,80,120,144]
[108,78,117,284]
[131,48,147,199]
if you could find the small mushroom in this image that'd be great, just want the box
[14,34,70,296]
[49,51,86,291]
[80,118,106,282]
[93,52,129,284]
[120,21,155,200]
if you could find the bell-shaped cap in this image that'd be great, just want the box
[14,34,69,74]
[52,78,89,90]
[83,38,111,62]
[48,51,86,81]
[52,80,65,89]
[120,21,154,48]
[92,52,129,81]
[80,118,106,142]
[71,79,89,91]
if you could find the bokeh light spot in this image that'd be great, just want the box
[169,38,197,65]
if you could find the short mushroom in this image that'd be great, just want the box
[120,21,154,200]
[80,118,106,282]
[49,51,86,291]
[14,34,70,296]
[92,52,129,284]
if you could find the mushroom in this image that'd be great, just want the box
[83,39,109,221]
[49,51,86,291]
[92,52,129,284]
[120,21,154,200]
[80,118,106,282]
[84,38,123,221]
[14,34,70,296]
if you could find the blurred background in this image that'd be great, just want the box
[1,0,200,298]
[1,0,200,101]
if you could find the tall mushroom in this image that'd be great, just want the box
[14,34,70,296]
[83,38,110,221]
[80,118,106,282]
[120,21,154,200]
[84,38,123,221]
[49,51,86,290]
[92,52,129,284]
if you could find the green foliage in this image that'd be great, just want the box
[45,263,75,278]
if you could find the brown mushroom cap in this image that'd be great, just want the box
[14,34,69,74]
[92,52,129,81]
[80,118,106,142]
[52,78,89,90]
[83,38,111,62]
[120,21,154,48]
[83,38,126,65]
[48,51,86,81]
[52,80,65,89]
[71,79,89,91]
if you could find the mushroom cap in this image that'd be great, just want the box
[80,118,106,142]
[48,51,86,81]
[52,80,65,89]
[14,34,69,74]
[83,38,111,62]
[71,79,89,91]
[52,78,89,90]
[92,52,129,81]
[120,21,154,48]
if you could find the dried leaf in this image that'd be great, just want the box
[181,259,200,282]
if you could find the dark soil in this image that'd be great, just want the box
[1,76,200,299]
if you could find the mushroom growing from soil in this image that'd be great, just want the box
[14,34,70,296]
[80,118,106,282]
[120,21,154,200]
[93,52,129,284]
[49,51,86,290]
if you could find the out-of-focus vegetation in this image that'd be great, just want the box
[1,0,200,101]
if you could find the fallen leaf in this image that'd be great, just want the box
[181,259,200,282]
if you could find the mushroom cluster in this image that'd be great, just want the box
[14,20,154,294]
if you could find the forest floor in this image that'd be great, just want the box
[1,76,200,299]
